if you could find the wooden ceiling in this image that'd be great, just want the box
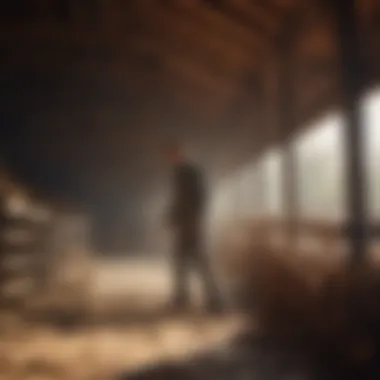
[1,0,380,198]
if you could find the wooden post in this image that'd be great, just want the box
[333,0,367,265]
[277,24,298,248]
[252,162,264,219]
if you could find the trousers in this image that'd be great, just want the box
[172,217,220,308]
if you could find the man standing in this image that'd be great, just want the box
[166,144,221,312]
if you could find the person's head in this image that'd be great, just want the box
[166,143,185,165]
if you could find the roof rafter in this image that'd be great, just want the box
[151,0,272,51]
[0,6,265,93]
[201,0,280,39]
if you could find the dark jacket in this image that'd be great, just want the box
[169,162,205,227]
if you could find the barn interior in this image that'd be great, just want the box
[1,0,380,379]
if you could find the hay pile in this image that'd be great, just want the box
[239,239,380,379]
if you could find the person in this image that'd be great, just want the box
[165,144,221,312]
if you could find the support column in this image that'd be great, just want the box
[277,27,298,248]
[254,162,266,219]
[333,0,367,265]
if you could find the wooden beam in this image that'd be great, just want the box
[0,20,254,73]
[249,0,286,15]
[0,17,255,95]
[237,0,283,28]
[334,0,368,265]
[201,0,280,38]
[296,22,336,59]
[1,36,242,100]
[276,11,300,247]
[5,66,240,121]
[136,3,264,73]
[149,0,272,52]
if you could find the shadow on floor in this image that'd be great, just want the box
[117,330,380,380]
[116,333,321,380]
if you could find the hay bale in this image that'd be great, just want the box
[235,240,380,377]
[242,243,322,336]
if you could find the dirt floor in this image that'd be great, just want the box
[0,244,347,380]
[0,257,246,380]
[0,310,245,380]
